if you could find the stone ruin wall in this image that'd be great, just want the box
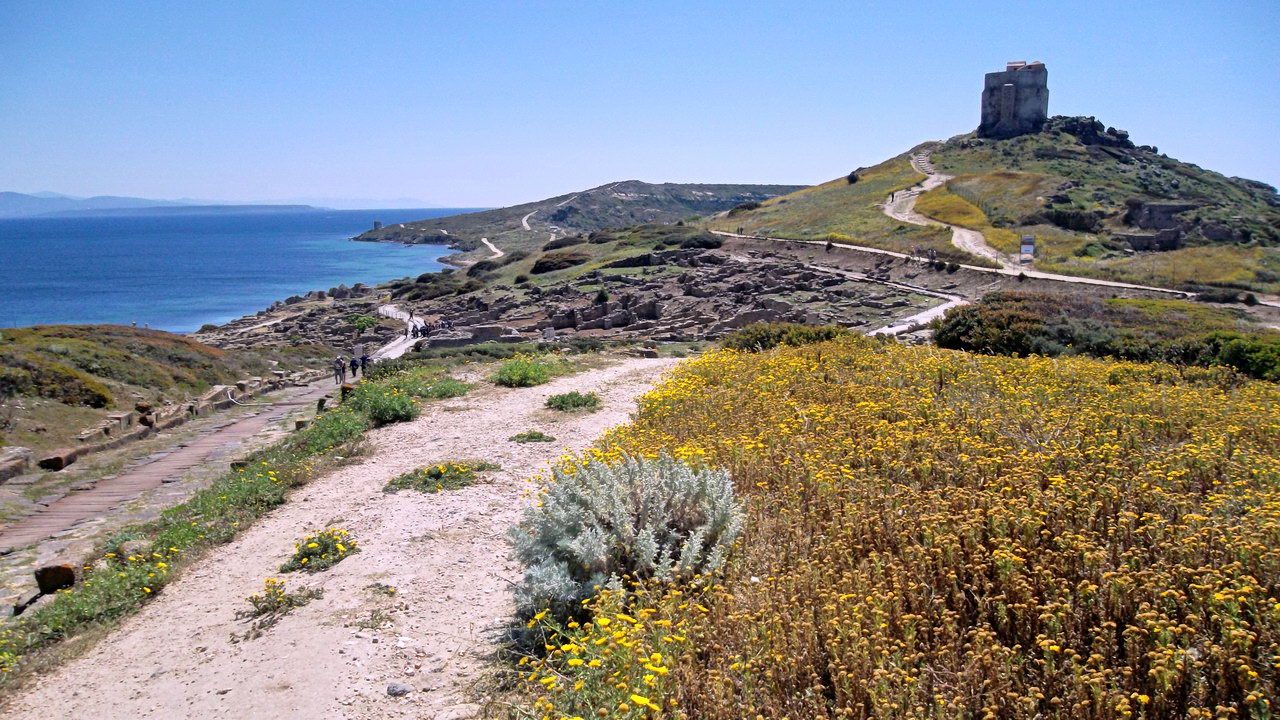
[978,61,1049,139]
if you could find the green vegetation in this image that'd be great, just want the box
[0,324,329,453]
[706,153,992,265]
[914,184,1021,253]
[932,117,1280,292]
[344,381,419,426]
[0,363,431,678]
[280,527,359,573]
[347,314,378,335]
[494,353,560,386]
[384,460,500,493]
[935,291,1280,380]
[510,430,556,443]
[242,578,322,618]
[545,391,600,412]
[531,250,591,274]
[720,322,853,352]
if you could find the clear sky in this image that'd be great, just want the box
[1,1,1277,208]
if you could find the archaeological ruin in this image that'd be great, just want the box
[978,60,1049,139]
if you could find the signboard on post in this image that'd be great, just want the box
[1020,235,1035,263]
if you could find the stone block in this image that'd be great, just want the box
[38,448,79,471]
[35,564,77,594]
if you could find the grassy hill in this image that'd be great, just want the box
[708,117,1280,293]
[0,325,327,453]
[704,151,977,264]
[930,116,1280,292]
[352,180,803,256]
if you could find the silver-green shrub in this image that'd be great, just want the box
[509,453,742,621]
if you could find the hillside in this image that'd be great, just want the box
[0,325,327,453]
[705,151,979,264]
[929,116,1280,292]
[709,117,1280,293]
[352,180,804,255]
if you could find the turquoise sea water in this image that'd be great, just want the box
[0,209,473,332]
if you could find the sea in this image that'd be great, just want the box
[0,208,477,333]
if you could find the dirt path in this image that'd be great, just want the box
[883,148,1015,268]
[372,305,424,361]
[3,356,676,720]
[479,238,503,260]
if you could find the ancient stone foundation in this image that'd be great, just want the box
[978,61,1049,139]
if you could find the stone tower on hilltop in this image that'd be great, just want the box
[978,60,1049,139]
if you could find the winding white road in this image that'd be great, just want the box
[480,237,504,259]
[884,148,1015,268]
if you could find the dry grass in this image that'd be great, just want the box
[514,338,1280,718]
[915,184,1022,254]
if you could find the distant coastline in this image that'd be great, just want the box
[36,204,321,218]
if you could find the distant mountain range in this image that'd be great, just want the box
[352,180,806,252]
[0,191,328,218]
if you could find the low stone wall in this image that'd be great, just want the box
[30,369,325,476]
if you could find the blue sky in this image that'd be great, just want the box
[1,1,1277,207]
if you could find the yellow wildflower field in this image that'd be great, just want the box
[520,337,1280,719]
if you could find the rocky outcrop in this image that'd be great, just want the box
[0,447,32,483]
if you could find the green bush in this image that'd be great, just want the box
[494,354,553,387]
[280,527,359,573]
[543,236,586,251]
[546,391,600,412]
[679,232,723,250]
[721,322,851,352]
[288,408,368,455]
[387,371,469,400]
[384,461,499,493]
[510,430,556,443]
[345,381,419,426]
[509,454,743,623]
[934,291,1280,381]
[531,250,591,274]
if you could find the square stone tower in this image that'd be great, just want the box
[978,61,1049,139]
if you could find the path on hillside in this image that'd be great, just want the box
[479,238,503,260]
[709,230,1194,298]
[2,356,677,720]
[883,148,1015,268]
[371,305,426,361]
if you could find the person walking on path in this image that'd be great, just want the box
[360,354,370,375]
[349,356,360,379]
[332,357,346,385]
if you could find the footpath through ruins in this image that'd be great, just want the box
[0,310,427,610]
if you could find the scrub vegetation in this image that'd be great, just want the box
[508,335,1280,718]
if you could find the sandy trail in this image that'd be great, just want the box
[479,238,503,260]
[883,148,1015,269]
[3,356,676,720]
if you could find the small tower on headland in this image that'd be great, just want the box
[978,60,1049,139]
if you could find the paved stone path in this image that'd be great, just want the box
[0,383,332,555]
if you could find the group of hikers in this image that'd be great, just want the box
[332,354,371,385]
[406,318,451,339]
